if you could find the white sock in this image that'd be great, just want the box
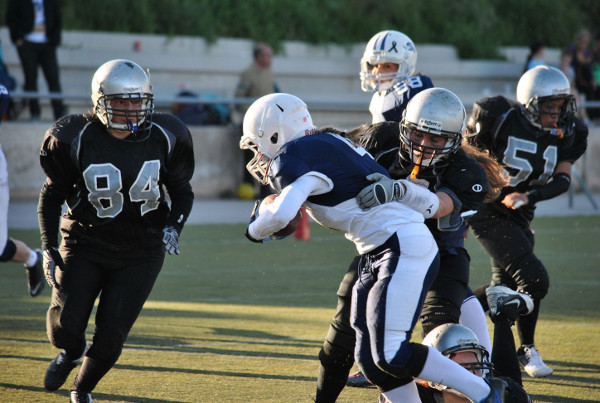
[460,295,492,355]
[418,346,490,402]
[381,380,420,403]
[25,250,37,268]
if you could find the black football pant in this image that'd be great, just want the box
[469,209,549,347]
[16,41,66,119]
[47,244,165,393]
[316,248,468,402]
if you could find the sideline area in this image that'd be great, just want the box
[8,192,599,230]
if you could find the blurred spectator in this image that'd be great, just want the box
[234,43,279,199]
[523,40,546,73]
[0,40,21,121]
[569,29,597,103]
[6,0,66,121]
[560,47,589,122]
[172,88,230,125]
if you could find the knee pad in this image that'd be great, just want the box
[0,239,16,262]
[508,255,549,300]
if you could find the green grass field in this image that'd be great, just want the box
[1,215,599,402]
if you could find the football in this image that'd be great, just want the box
[259,193,302,237]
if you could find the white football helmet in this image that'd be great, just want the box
[360,30,417,93]
[91,59,154,134]
[516,65,576,134]
[399,88,465,168]
[422,323,493,394]
[240,93,316,185]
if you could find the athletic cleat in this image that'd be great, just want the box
[26,249,45,297]
[518,345,553,378]
[346,371,373,388]
[486,285,533,321]
[70,390,93,403]
[480,377,507,403]
[45,350,80,391]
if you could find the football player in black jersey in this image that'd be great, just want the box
[38,59,195,402]
[467,66,588,378]
[315,88,508,402]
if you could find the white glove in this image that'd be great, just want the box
[356,173,405,210]
[162,226,180,255]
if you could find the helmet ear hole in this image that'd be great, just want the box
[270,133,279,144]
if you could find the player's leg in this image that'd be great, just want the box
[316,256,359,403]
[45,247,99,391]
[459,289,492,356]
[72,248,164,395]
[369,228,498,402]
[420,249,470,335]
[0,146,43,296]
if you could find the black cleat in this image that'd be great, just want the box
[26,250,44,297]
[486,285,533,322]
[346,371,373,388]
[70,390,93,403]
[44,350,79,391]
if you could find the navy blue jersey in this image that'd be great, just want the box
[370,75,435,123]
[268,131,424,254]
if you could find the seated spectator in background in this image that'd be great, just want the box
[523,40,546,73]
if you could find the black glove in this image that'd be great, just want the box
[162,226,180,255]
[245,199,263,243]
[43,247,65,289]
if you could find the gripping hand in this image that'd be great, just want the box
[43,247,64,289]
[162,226,180,255]
[245,199,263,243]
[356,173,405,210]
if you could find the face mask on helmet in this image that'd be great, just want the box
[422,323,493,395]
[516,66,577,137]
[399,88,465,169]
[360,30,417,93]
[239,93,316,185]
[91,59,154,135]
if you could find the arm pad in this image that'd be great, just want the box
[398,180,440,219]
[526,173,571,205]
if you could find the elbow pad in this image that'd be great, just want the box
[398,180,440,219]
[527,173,571,205]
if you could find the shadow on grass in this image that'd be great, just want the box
[0,382,184,402]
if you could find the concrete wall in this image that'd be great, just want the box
[2,29,596,199]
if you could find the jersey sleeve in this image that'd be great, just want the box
[439,153,491,212]
[159,114,195,233]
[558,117,588,163]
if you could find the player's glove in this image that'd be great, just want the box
[245,199,263,243]
[356,173,405,210]
[162,226,180,255]
[42,247,65,290]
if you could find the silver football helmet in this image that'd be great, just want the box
[91,59,154,134]
[240,93,316,185]
[399,88,465,168]
[516,65,576,135]
[360,30,417,92]
[422,323,493,394]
